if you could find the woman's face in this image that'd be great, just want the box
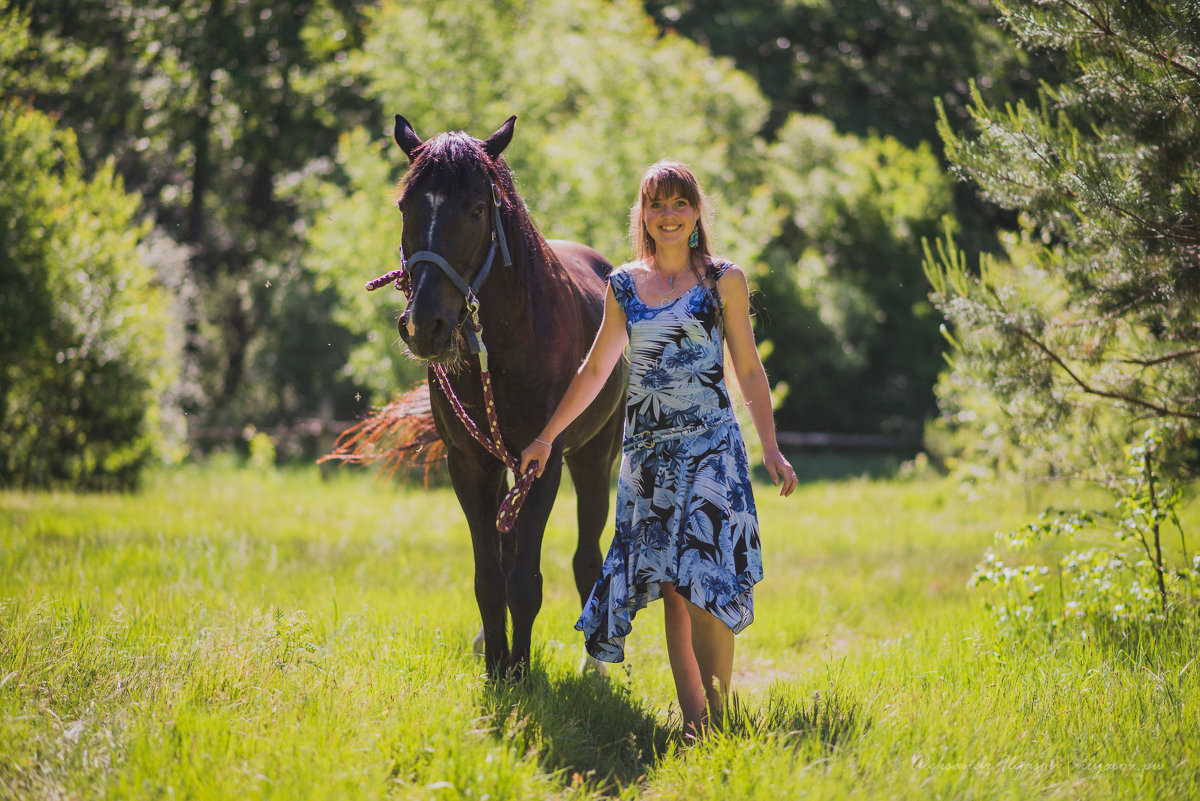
[642,193,699,252]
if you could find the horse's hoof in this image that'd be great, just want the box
[471,627,485,658]
[579,653,608,680]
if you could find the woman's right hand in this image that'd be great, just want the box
[520,437,553,477]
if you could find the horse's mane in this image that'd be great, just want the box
[398,131,560,298]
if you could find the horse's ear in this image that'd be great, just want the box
[482,115,517,159]
[394,114,423,161]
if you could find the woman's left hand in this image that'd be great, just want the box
[519,437,553,478]
[764,448,798,497]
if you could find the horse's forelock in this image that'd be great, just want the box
[400,132,491,201]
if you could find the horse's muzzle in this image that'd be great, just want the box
[399,309,458,362]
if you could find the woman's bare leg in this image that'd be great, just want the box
[661,583,734,737]
[662,583,705,735]
[686,597,734,726]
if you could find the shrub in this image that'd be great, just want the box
[0,100,174,489]
[971,429,1199,630]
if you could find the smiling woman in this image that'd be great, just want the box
[519,160,798,741]
[628,160,711,307]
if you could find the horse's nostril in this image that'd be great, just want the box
[404,313,453,358]
[398,311,415,341]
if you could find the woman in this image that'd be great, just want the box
[519,160,797,738]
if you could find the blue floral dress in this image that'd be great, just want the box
[575,260,764,663]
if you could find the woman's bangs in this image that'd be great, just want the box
[642,168,699,207]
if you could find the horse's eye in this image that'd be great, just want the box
[471,203,486,218]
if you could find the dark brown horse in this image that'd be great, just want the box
[392,114,626,678]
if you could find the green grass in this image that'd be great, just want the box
[1,465,1197,799]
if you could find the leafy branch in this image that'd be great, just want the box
[1014,326,1200,421]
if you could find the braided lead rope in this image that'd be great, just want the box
[431,362,539,533]
[439,297,540,532]
[476,351,538,532]
[496,462,539,533]
[430,363,505,464]
[365,251,412,294]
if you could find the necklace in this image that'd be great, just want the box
[653,266,688,306]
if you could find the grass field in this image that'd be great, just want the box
[2,463,1197,799]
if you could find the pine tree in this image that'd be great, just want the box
[927,0,1200,475]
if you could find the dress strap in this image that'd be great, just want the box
[608,267,633,313]
[707,259,733,281]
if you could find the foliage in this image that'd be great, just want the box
[926,0,1200,477]
[7,0,979,447]
[971,429,1199,630]
[9,0,380,434]
[639,0,996,437]
[305,0,955,437]
[305,0,778,398]
[642,0,1050,148]
[757,115,953,435]
[0,100,174,488]
[641,0,1071,270]
[246,429,277,469]
[925,227,1133,479]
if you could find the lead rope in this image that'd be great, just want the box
[366,216,538,534]
[429,293,538,533]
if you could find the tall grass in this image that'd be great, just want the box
[1,465,1197,799]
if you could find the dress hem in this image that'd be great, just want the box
[575,570,762,664]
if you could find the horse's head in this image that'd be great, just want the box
[393,114,516,363]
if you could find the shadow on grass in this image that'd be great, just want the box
[478,657,871,794]
[478,658,671,794]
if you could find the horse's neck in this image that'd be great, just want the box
[475,267,574,378]
[482,239,568,335]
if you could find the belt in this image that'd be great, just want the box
[622,409,732,453]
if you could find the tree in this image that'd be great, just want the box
[305,0,957,446]
[758,116,952,437]
[926,0,1200,477]
[0,99,174,488]
[639,0,1022,439]
[10,0,380,440]
[304,0,779,401]
[642,0,1051,150]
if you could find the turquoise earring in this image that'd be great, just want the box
[689,226,699,248]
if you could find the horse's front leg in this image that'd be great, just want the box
[446,447,509,677]
[506,447,565,678]
[564,415,623,606]
[565,414,623,677]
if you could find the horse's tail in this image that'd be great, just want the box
[318,383,445,482]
